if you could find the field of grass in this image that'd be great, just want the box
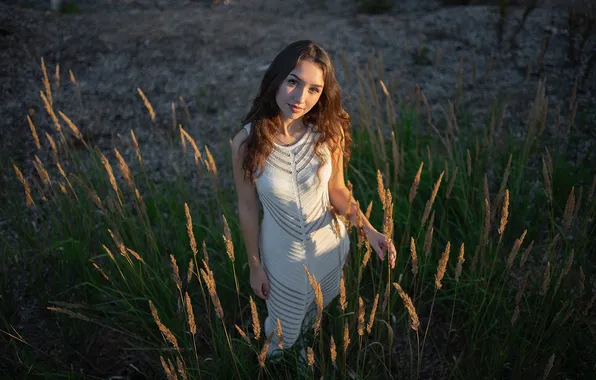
[1,51,595,379]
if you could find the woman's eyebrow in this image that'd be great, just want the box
[289,73,323,88]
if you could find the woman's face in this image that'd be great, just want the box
[275,59,325,124]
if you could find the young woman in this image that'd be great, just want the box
[231,40,396,356]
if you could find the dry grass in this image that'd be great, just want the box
[149,300,179,350]
[137,87,155,122]
[435,242,450,290]
[408,161,424,204]
[392,282,419,331]
[250,296,261,340]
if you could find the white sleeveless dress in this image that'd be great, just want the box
[243,123,350,353]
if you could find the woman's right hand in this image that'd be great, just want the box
[250,265,270,300]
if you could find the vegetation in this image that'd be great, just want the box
[1,40,595,380]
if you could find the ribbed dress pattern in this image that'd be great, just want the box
[244,123,350,352]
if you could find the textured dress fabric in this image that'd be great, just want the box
[243,123,350,353]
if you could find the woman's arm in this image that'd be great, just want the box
[328,139,396,268]
[231,129,261,269]
[327,139,374,233]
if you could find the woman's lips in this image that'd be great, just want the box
[288,104,302,113]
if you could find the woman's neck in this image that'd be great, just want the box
[279,118,306,137]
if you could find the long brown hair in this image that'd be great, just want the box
[240,40,352,186]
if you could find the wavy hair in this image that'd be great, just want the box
[240,40,352,186]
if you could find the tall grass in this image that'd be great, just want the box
[1,48,594,379]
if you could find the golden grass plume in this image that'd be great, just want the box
[410,237,418,275]
[408,161,424,204]
[137,87,155,121]
[392,282,419,331]
[366,293,379,334]
[235,324,251,344]
[250,296,261,340]
[435,241,451,289]
[222,214,235,262]
[149,300,179,350]
[184,203,198,256]
[185,292,197,336]
[455,242,465,282]
[421,170,445,227]
[27,115,41,150]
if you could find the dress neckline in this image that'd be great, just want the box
[272,126,310,149]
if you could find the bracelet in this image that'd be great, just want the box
[360,226,375,235]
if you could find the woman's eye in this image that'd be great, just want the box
[309,88,320,93]
[288,79,297,85]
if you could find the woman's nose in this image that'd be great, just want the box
[293,87,308,104]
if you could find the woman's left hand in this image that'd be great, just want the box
[365,228,396,269]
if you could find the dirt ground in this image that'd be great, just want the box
[1,0,595,378]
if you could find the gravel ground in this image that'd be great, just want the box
[1,0,595,377]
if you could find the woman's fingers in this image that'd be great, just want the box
[375,242,385,260]
[253,286,265,300]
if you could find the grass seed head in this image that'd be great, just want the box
[421,170,444,227]
[357,297,365,336]
[40,91,61,133]
[149,300,179,350]
[498,189,510,236]
[424,211,435,256]
[343,320,351,351]
[235,324,251,344]
[507,229,527,270]
[446,166,458,199]
[367,294,379,334]
[258,331,275,368]
[130,129,143,167]
[45,132,58,163]
[114,148,133,188]
[307,347,315,367]
[276,318,284,349]
[58,111,84,142]
[170,254,182,292]
[160,357,177,380]
[410,237,418,275]
[392,282,420,331]
[100,153,122,206]
[365,200,373,220]
[185,292,197,336]
[408,161,424,204]
[520,240,534,268]
[137,87,155,122]
[455,242,465,282]
[435,241,451,289]
[330,336,337,364]
[205,145,218,176]
[339,275,347,312]
[27,115,41,150]
[33,156,50,186]
[250,296,261,340]
[185,203,198,256]
[176,357,188,380]
[186,259,194,285]
[222,214,235,262]
[377,169,386,209]
[483,198,491,244]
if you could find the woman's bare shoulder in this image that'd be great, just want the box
[231,124,251,155]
